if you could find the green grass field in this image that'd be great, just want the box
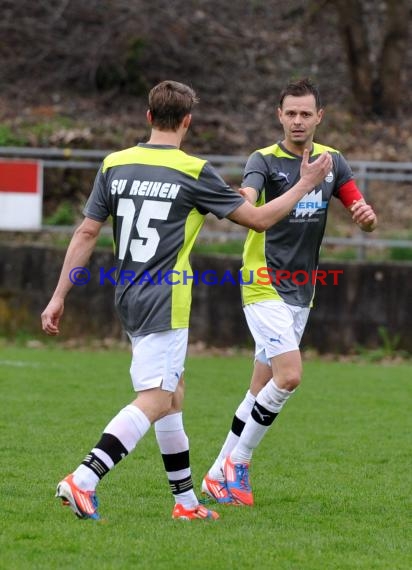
[0,346,411,570]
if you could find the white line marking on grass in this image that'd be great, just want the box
[0,360,41,367]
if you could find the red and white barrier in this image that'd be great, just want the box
[0,159,43,230]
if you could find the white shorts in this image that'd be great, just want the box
[243,300,310,365]
[129,329,188,392]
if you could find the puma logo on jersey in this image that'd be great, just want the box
[278,171,290,183]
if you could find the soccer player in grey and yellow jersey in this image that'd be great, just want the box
[41,80,332,521]
[203,78,377,506]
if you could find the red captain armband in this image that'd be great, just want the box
[337,179,363,208]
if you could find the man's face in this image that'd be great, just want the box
[278,94,323,147]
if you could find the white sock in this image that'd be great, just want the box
[208,390,256,480]
[230,380,294,464]
[104,404,151,452]
[258,379,293,413]
[72,464,100,491]
[155,412,198,509]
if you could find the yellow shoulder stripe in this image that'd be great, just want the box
[102,146,206,179]
[312,142,340,156]
[256,142,340,159]
[258,143,300,159]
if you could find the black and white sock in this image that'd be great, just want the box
[208,390,256,480]
[155,412,198,509]
[73,404,151,491]
[230,379,294,464]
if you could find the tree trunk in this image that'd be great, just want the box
[333,0,374,112]
[375,0,410,116]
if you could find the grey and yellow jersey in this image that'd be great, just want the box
[84,143,244,336]
[241,141,354,308]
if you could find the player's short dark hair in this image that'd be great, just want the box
[279,78,322,110]
[148,80,199,131]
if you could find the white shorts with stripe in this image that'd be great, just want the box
[129,328,188,392]
[243,300,310,365]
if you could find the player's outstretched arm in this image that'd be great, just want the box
[41,217,103,335]
[350,199,377,232]
[229,149,332,232]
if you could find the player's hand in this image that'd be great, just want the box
[350,199,377,231]
[300,148,332,187]
[41,298,64,335]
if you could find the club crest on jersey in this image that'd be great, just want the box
[294,189,327,218]
[325,171,334,183]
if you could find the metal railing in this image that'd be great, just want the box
[1,146,412,258]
